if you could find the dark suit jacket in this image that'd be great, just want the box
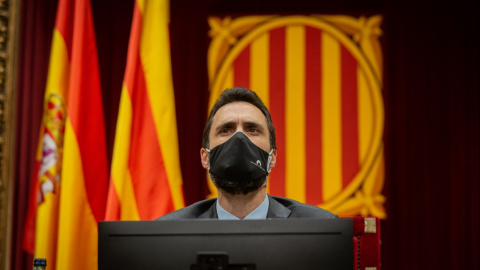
[156,195,337,220]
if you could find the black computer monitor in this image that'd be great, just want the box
[98,219,353,270]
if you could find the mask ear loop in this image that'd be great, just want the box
[205,148,211,170]
[265,149,274,189]
[266,149,274,173]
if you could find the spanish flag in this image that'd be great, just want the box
[105,0,184,221]
[22,0,108,269]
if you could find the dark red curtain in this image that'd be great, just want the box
[12,0,479,269]
[382,0,479,268]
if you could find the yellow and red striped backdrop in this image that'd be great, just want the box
[208,15,385,217]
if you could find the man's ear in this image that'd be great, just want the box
[200,148,209,169]
[269,149,277,169]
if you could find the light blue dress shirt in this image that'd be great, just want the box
[216,194,269,220]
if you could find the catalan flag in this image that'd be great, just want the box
[22,0,108,269]
[105,0,184,221]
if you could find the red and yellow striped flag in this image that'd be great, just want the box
[22,0,108,269]
[105,0,184,221]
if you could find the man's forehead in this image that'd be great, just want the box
[212,101,266,124]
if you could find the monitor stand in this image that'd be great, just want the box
[191,252,256,270]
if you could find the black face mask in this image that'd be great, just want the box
[206,132,273,183]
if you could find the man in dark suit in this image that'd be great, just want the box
[158,87,336,220]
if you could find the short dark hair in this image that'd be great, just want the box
[202,87,276,150]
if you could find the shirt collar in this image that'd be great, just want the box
[216,194,269,220]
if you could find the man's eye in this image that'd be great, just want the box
[220,128,230,134]
[248,128,259,133]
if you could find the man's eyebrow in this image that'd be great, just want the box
[215,121,236,132]
[243,121,265,130]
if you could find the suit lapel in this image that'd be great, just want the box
[198,199,218,219]
[267,195,291,219]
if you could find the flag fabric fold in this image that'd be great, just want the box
[22,0,108,269]
[105,0,184,221]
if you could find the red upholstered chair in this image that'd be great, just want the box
[342,217,381,270]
